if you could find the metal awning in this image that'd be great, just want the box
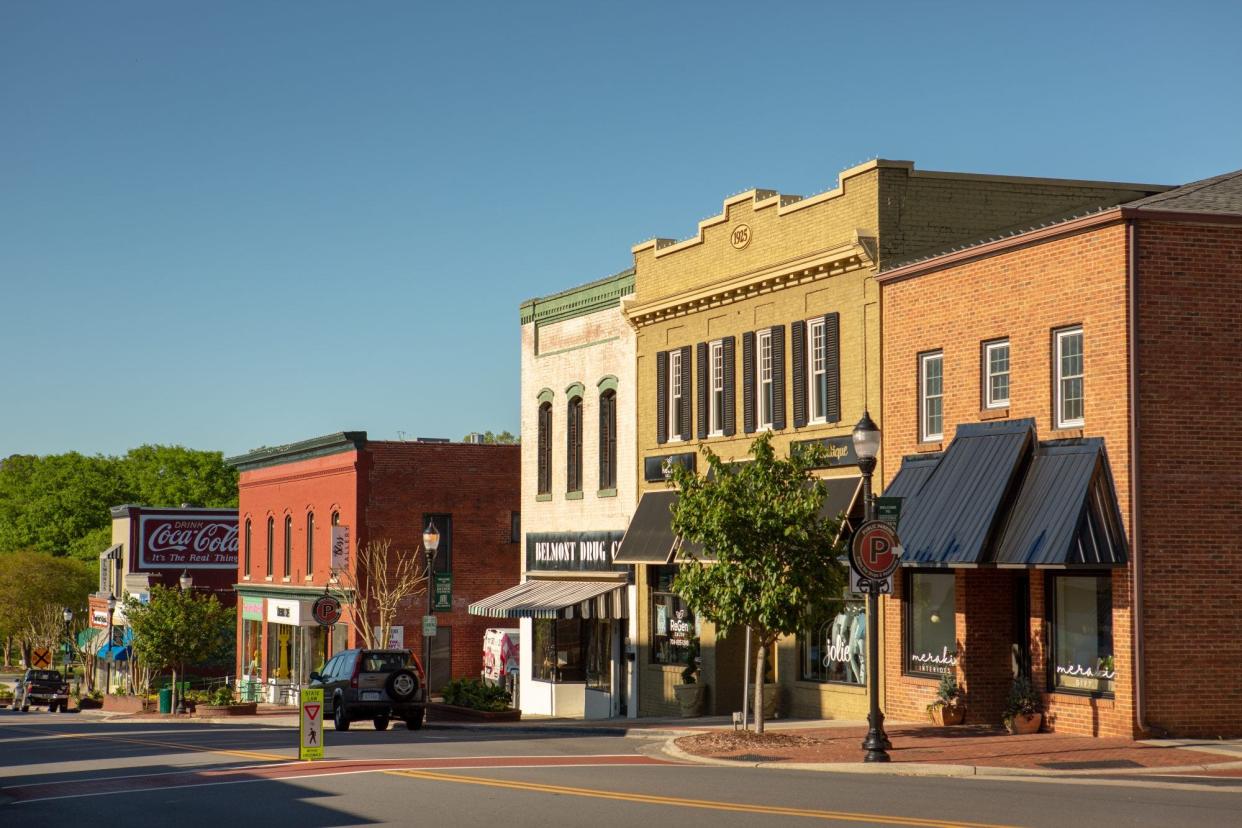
[613,491,679,564]
[994,439,1128,568]
[468,579,628,620]
[896,419,1035,567]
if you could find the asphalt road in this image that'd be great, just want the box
[2,709,1239,827]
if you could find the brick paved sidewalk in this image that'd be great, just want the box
[676,724,1241,771]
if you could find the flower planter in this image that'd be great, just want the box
[103,694,149,714]
[194,703,258,717]
[929,703,966,726]
[673,683,707,717]
[429,702,521,722]
[1007,712,1042,734]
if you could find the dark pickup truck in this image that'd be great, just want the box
[15,669,70,712]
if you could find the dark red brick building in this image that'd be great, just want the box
[228,432,520,705]
[878,170,1242,738]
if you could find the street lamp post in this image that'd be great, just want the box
[853,410,892,763]
[176,572,194,714]
[62,607,73,680]
[105,594,117,696]
[422,520,441,699]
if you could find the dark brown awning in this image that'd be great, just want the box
[613,491,679,564]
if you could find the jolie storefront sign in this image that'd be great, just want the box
[526,531,627,572]
[791,436,858,469]
[137,514,239,569]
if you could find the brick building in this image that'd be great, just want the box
[619,160,1164,719]
[228,433,519,705]
[878,169,1242,738]
[469,270,638,719]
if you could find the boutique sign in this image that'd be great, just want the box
[526,531,626,572]
[138,514,240,570]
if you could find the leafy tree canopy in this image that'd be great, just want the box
[0,550,95,646]
[124,585,232,675]
[461,430,519,444]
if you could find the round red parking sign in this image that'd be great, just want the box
[311,595,342,627]
[850,520,901,580]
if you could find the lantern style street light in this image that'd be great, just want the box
[853,410,891,762]
[422,520,441,695]
[105,594,117,694]
[61,608,73,680]
[179,570,193,591]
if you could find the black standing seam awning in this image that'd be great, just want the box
[613,490,679,564]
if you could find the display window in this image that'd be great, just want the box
[905,571,957,676]
[1050,574,1114,695]
[800,598,865,685]
[533,618,584,682]
[650,565,697,666]
[241,620,263,678]
[585,620,611,692]
[267,622,292,680]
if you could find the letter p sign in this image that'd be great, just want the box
[851,520,901,581]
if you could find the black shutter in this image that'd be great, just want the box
[598,393,609,489]
[722,336,737,436]
[696,342,708,439]
[792,320,807,429]
[679,345,692,441]
[824,313,841,423]
[537,404,550,493]
[566,398,581,492]
[606,393,617,488]
[656,351,668,445]
[771,325,786,430]
[742,331,756,434]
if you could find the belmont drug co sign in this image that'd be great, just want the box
[525,531,626,573]
[137,514,239,569]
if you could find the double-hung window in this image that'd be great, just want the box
[1055,326,1084,428]
[984,339,1010,409]
[709,340,725,435]
[757,329,774,429]
[919,351,944,442]
[566,395,583,494]
[283,515,292,577]
[305,512,315,575]
[668,350,684,440]
[808,318,828,422]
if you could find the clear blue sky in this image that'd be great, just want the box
[3,1,1239,459]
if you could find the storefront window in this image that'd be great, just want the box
[800,598,865,685]
[267,622,293,680]
[650,565,696,666]
[331,621,349,656]
[906,571,957,676]
[585,620,611,692]
[241,620,263,677]
[1051,574,1113,695]
[533,618,587,682]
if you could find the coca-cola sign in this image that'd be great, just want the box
[138,514,239,570]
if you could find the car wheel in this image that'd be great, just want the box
[386,669,419,703]
[405,709,425,730]
[21,705,29,713]
[373,716,390,731]
[333,698,350,731]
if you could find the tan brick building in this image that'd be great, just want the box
[620,159,1163,719]
[878,169,1242,738]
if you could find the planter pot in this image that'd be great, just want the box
[1007,712,1042,734]
[102,694,148,714]
[195,703,258,717]
[428,703,521,722]
[673,683,707,717]
[929,703,966,726]
[747,683,780,721]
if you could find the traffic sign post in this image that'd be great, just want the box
[299,687,324,761]
[850,518,901,763]
[422,615,437,637]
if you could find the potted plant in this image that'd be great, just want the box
[672,640,706,717]
[1003,675,1043,734]
[925,672,966,726]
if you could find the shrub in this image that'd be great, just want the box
[926,673,964,714]
[442,679,511,712]
[210,684,235,706]
[1003,675,1042,724]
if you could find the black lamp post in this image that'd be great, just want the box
[422,520,441,697]
[105,594,117,695]
[853,410,891,762]
[176,573,193,715]
[62,607,73,679]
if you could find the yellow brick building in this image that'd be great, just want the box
[619,159,1162,719]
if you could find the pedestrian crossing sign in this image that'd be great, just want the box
[299,688,324,760]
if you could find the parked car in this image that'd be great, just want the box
[15,669,70,712]
[309,648,426,732]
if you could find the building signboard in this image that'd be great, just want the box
[267,598,314,627]
[330,525,350,570]
[136,513,239,570]
[790,436,859,469]
[433,573,452,611]
[525,531,627,573]
[241,596,265,621]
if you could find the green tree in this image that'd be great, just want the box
[0,550,95,666]
[124,585,232,712]
[668,433,846,734]
[461,430,519,444]
[122,445,238,509]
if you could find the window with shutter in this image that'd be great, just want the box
[806,313,841,423]
[598,390,616,490]
[823,313,841,423]
[567,396,583,493]
[722,336,736,436]
[537,402,552,494]
[696,342,708,439]
[771,325,786,430]
[656,351,669,445]
[678,345,692,440]
[757,329,774,429]
[792,320,807,428]
[244,519,252,575]
[742,332,756,433]
[266,517,274,576]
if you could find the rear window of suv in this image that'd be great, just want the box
[28,671,60,682]
[360,652,409,672]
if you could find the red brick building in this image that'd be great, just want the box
[228,432,520,704]
[877,170,1242,738]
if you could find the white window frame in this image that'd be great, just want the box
[984,339,1010,409]
[709,340,725,436]
[920,351,944,442]
[1055,327,1084,428]
[757,329,774,430]
[668,349,683,441]
[808,318,828,423]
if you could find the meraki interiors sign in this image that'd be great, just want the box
[138,513,239,570]
[526,531,626,573]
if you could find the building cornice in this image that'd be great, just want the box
[227,432,368,473]
[520,269,635,326]
[623,236,875,328]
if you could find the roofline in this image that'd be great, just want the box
[519,268,635,326]
[226,431,368,472]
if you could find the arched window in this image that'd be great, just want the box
[599,389,616,490]
[537,401,552,495]
[331,511,340,527]
[266,517,274,576]
[244,518,252,574]
[283,515,293,577]
[566,396,583,493]
[306,512,315,575]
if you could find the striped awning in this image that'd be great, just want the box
[468,579,628,620]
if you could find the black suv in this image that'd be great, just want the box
[309,648,426,732]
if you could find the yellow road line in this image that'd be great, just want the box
[386,769,1019,828]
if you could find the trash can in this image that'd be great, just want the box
[158,688,172,714]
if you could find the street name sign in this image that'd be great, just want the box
[299,688,324,761]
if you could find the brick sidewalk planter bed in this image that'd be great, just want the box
[429,703,521,722]
[103,695,150,714]
[195,703,258,717]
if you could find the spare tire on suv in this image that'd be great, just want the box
[386,668,419,703]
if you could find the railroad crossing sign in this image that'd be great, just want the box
[299,687,324,761]
[850,520,902,584]
[31,647,52,669]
